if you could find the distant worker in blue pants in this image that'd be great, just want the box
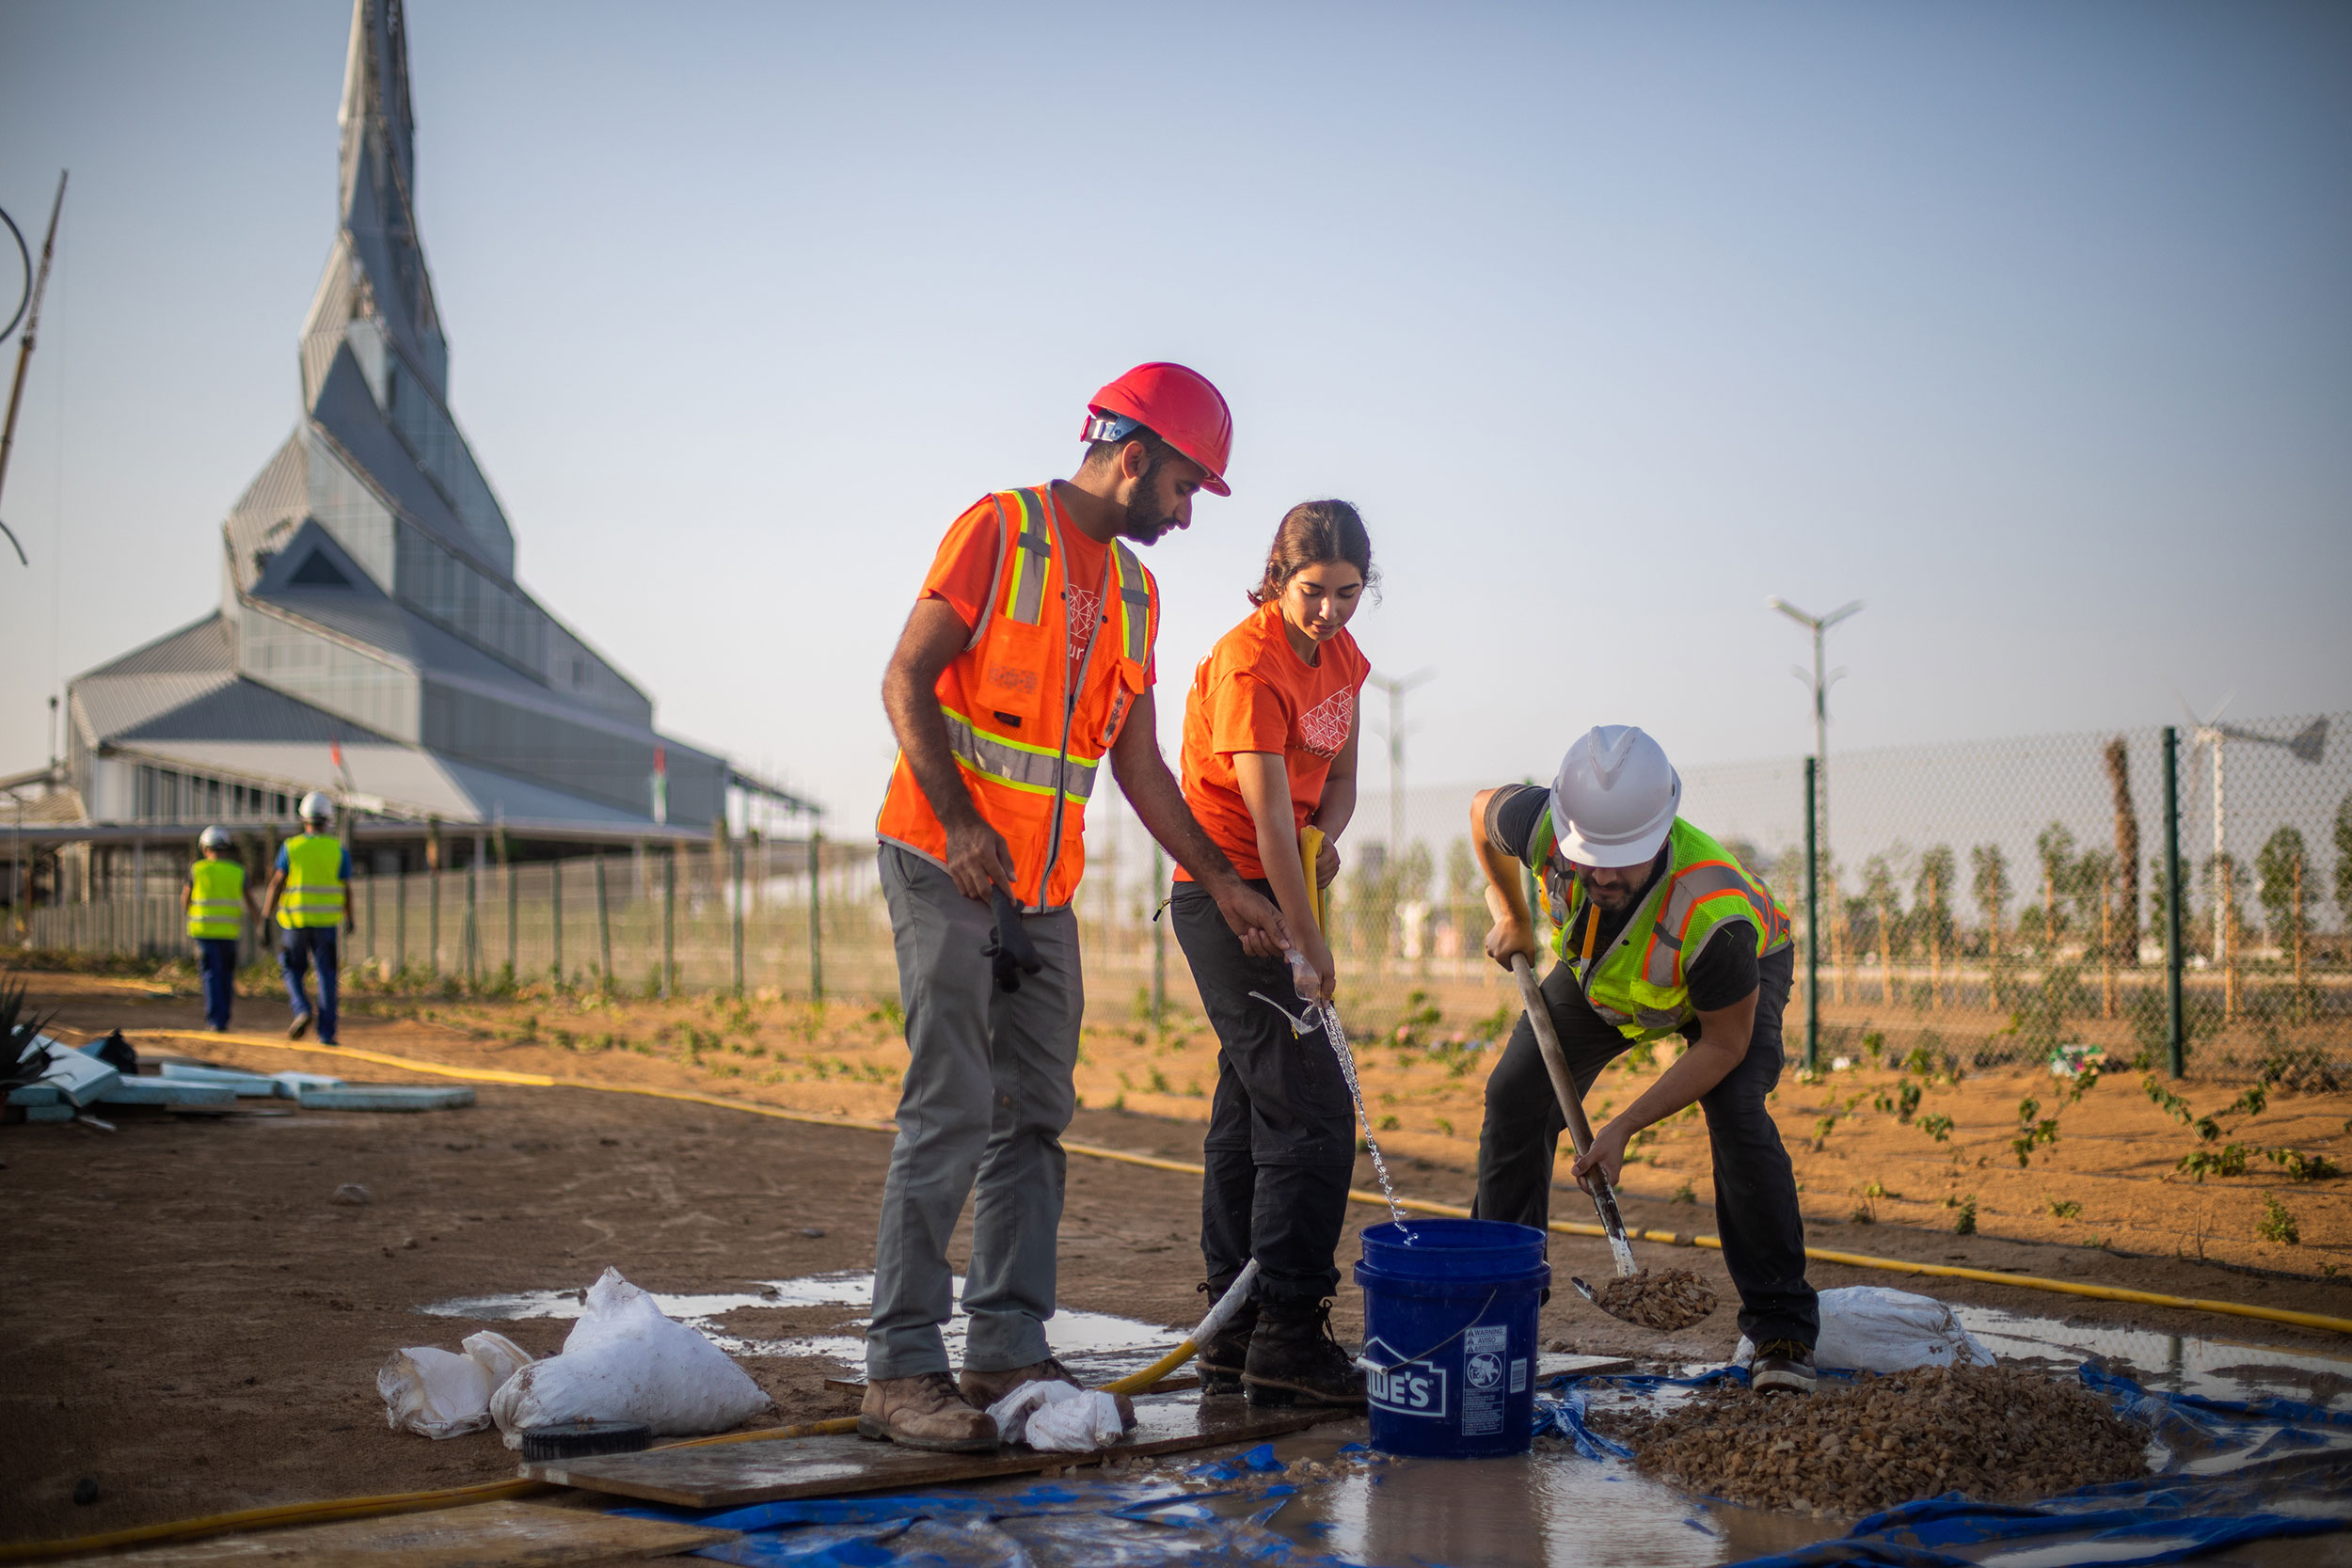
[183,826,260,1032]
[262,791,352,1045]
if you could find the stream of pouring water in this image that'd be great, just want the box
[1260,952,1412,1235]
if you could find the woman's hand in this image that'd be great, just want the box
[1295,927,1338,1002]
[1314,835,1341,889]
[1569,1118,1631,1193]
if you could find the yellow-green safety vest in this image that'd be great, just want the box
[1531,814,1794,1042]
[187,858,246,941]
[278,833,346,929]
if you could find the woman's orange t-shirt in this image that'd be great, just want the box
[1176,600,1368,881]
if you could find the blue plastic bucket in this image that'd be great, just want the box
[1352,1218,1549,1458]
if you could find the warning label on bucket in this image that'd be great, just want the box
[1364,1338,1448,1418]
[1461,1324,1508,1436]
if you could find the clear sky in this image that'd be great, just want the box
[2,1,2346,826]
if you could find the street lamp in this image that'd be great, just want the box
[1769,598,1862,876]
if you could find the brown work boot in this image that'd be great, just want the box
[959,1356,1134,1428]
[857,1371,998,1452]
[1196,1277,1258,1399]
[1750,1339,1818,1395]
[1244,1298,1366,1410]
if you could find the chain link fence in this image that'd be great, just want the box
[16,712,2349,1080]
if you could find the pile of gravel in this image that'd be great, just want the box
[1599,1363,2149,1515]
[1587,1267,1719,1331]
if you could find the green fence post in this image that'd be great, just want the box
[472,850,486,987]
[1151,843,1167,1029]
[2164,725,2185,1078]
[426,822,441,977]
[808,830,824,1003]
[595,851,612,986]
[395,863,407,976]
[1804,755,1820,1073]
[504,847,517,981]
[731,839,745,998]
[550,856,564,982]
[662,848,676,999]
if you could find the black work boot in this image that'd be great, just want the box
[1196,1277,1258,1399]
[1244,1297,1366,1410]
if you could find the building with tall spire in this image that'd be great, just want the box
[60,0,762,851]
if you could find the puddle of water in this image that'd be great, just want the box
[421,1271,1181,1374]
[1257,1421,1832,1568]
[1952,1304,2352,1412]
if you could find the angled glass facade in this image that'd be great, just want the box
[67,0,730,833]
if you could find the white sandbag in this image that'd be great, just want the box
[489,1267,771,1449]
[378,1346,496,1439]
[377,1331,538,1438]
[1025,1389,1126,1451]
[984,1378,1123,1451]
[1735,1285,1995,1374]
[463,1330,535,1390]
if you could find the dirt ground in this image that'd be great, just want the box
[7,969,2352,1548]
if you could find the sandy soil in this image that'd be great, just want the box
[7,969,2352,1547]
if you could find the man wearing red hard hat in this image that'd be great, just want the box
[868,364,1290,1450]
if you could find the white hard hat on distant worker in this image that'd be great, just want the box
[1549,726,1681,869]
[298,791,334,823]
[199,825,232,849]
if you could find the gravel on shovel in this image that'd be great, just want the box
[1588,1267,1718,1331]
[1597,1363,2149,1516]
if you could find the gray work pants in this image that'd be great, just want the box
[867,845,1083,1381]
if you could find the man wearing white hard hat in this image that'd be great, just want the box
[261,792,352,1044]
[1469,725,1819,1393]
[183,827,261,1032]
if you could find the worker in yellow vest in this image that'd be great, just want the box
[262,792,353,1044]
[183,825,260,1032]
[1471,726,1819,1394]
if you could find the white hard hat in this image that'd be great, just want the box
[1549,725,1680,868]
[298,790,335,823]
[199,825,233,849]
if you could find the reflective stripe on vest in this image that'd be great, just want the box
[1534,816,1791,1042]
[1003,487,1056,627]
[187,859,246,940]
[1112,542,1150,665]
[279,833,346,928]
[942,706,1099,802]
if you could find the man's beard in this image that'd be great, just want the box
[1116,451,1181,545]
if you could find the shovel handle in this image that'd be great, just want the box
[1511,955,1637,1270]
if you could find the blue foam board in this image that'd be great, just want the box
[99,1079,238,1108]
[296,1083,475,1112]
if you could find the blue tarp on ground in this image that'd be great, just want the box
[620,1371,2351,1567]
[623,1444,1361,1567]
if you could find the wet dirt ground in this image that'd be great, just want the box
[8,972,2352,1558]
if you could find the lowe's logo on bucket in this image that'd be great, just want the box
[1362,1338,1447,1418]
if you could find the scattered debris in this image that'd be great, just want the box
[332,1183,373,1206]
[1601,1363,2148,1515]
[1586,1268,1717,1331]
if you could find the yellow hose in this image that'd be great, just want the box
[0,1479,548,1562]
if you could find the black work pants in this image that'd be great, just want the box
[1172,879,1356,1306]
[1473,946,1817,1350]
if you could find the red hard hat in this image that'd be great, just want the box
[1083,362,1233,497]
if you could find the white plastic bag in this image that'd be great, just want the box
[1735,1285,1994,1374]
[984,1379,1123,1452]
[378,1330,538,1439]
[489,1267,771,1448]
[379,1347,495,1439]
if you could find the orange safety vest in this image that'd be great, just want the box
[878,485,1157,911]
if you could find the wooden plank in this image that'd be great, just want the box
[97,1499,733,1564]
[1537,1353,1635,1379]
[526,1397,1333,1509]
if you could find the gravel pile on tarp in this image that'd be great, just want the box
[1588,1267,1718,1331]
[1602,1364,2148,1515]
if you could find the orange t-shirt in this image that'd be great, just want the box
[920,487,1137,688]
[1177,600,1368,880]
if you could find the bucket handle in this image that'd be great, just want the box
[1352,1288,1500,1375]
